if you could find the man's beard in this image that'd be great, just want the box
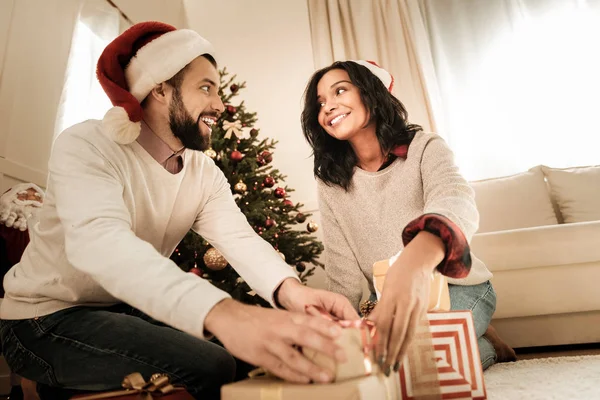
[168,88,211,151]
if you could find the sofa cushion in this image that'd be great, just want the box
[542,165,600,223]
[470,166,558,233]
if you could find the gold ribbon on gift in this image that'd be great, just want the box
[73,373,181,400]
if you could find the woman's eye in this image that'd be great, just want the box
[336,88,346,95]
[200,85,210,93]
[319,101,326,108]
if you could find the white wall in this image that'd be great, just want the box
[183,0,327,288]
[112,0,187,28]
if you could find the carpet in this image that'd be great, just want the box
[484,355,600,399]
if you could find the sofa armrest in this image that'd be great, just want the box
[471,221,600,272]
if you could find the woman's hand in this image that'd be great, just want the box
[367,231,445,374]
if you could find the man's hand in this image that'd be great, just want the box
[276,278,360,321]
[204,298,349,384]
[367,231,445,375]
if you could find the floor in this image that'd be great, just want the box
[2,344,599,399]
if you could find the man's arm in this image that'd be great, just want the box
[191,167,299,307]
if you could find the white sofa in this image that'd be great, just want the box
[469,165,600,349]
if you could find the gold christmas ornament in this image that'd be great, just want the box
[278,251,286,261]
[203,247,228,270]
[204,148,217,159]
[307,220,319,233]
[234,180,247,193]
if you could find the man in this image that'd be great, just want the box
[0,22,358,399]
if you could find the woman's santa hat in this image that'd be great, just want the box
[96,21,216,144]
[351,60,395,92]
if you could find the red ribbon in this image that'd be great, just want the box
[305,305,379,375]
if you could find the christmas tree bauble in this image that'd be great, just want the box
[230,150,243,162]
[278,251,286,261]
[274,187,286,198]
[296,213,307,223]
[263,176,275,187]
[250,128,259,138]
[260,151,273,164]
[204,148,217,159]
[189,267,202,276]
[227,105,237,114]
[283,200,294,207]
[307,221,319,233]
[230,84,239,93]
[234,181,247,193]
[265,218,276,228]
[203,247,228,270]
[296,262,306,273]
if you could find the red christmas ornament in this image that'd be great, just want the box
[296,213,306,223]
[265,218,276,228]
[260,151,273,164]
[296,262,306,273]
[189,267,202,276]
[227,105,237,114]
[230,150,243,162]
[230,84,239,93]
[263,176,275,187]
[283,200,294,207]
[274,187,286,198]
[250,128,259,138]
[256,155,266,166]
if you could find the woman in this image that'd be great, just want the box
[300,60,516,374]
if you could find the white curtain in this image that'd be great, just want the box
[0,0,81,187]
[55,0,121,137]
[417,0,600,180]
[307,0,440,134]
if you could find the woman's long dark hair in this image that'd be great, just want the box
[301,61,422,191]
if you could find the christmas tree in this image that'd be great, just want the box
[170,67,324,308]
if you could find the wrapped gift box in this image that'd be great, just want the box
[399,311,487,400]
[302,317,377,382]
[221,371,399,400]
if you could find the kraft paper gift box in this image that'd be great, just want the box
[221,370,400,400]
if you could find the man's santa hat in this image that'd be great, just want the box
[96,21,216,144]
[351,60,395,92]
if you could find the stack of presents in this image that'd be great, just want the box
[222,258,487,400]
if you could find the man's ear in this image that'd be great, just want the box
[149,83,170,104]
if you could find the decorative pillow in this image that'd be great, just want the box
[541,165,600,223]
[470,166,558,233]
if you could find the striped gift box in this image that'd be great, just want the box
[399,311,487,400]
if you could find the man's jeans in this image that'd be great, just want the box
[449,280,498,370]
[0,304,244,399]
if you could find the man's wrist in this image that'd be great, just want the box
[204,298,237,337]
[274,277,303,311]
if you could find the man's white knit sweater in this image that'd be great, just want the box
[317,131,492,309]
[0,120,298,339]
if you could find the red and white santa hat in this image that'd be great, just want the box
[351,60,395,92]
[96,21,216,144]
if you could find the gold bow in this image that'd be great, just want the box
[223,120,244,139]
[73,373,179,400]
